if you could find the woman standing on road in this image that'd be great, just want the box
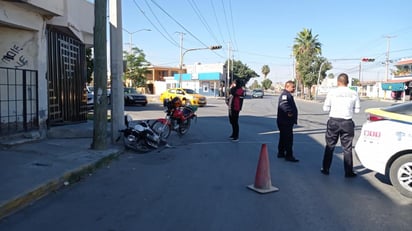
[227,78,244,142]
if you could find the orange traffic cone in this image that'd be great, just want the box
[247,144,279,194]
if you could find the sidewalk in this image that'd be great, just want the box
[0,121,123,219]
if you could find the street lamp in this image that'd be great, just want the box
[122,28,151,52]
[178,45,222,87]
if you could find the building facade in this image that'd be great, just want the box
[0,0,93,138]
[173,62,225,96]
[382,58,412,100]
[146,63,226,97]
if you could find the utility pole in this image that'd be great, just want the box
[383,35,396,99]
[177,32,185,87]
[384,35,396,81]
[226,41,231,97]
[109,0,125,143]
[92,0,108,150]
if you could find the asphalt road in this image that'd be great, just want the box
[0,95,411,231]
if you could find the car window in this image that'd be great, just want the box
[124,88,138,94]
[383,103,412,115]
[184,89,196,94]
[177,89,184,94]
[169,89,175,94]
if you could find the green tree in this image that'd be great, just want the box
[261,78,272,90]
[293,28,322,98]
[250,80,261,89]
[123,47,150,87]
[261,65,270,79]
[225,59,259,86]
[86,48,94,84]
[352,78,360,86]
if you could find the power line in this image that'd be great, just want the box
[143,0,179,47]
[187,0,220,46]
[132,0,179,48]
[210,0,225,43]
[220,0,233,46]
[227,0,238,51]
[149,0,210,49]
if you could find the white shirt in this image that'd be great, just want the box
[323,86,360,119]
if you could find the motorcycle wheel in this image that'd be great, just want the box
[151,120,171,140]
[123,135,151,153]
[178,118,191,136]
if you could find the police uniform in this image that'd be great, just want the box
[321,86,360,176]
[277,89,298,161]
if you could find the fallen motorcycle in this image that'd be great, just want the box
[151,97,197,140]
[118,115,167,153]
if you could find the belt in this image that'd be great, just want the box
[329,117,352,121]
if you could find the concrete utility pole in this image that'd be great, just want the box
[109,0,125,143]
[92,0,108,150]
[383,35,396,99]
[226,41,231,97]
[384,35,396,81]
[177,32,185,87]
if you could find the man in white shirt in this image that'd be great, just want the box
[321,73,360,178]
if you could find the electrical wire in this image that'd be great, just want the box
[143,0,180,47]
[149,0,210,49]
[210,0,225,44]
[132,0,179,48]
[187,0,220,46]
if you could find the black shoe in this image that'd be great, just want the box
[285,157,299,162]
[277,154,285,158]
[320,169,329,175]
[345,172,357,178]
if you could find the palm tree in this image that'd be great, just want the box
[261,65,270,79]
[292,28,322,97]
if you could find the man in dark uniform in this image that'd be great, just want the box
[277,80,299,162]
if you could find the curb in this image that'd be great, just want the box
[0,148,124,220]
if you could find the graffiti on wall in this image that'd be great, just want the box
[1,44,29,68]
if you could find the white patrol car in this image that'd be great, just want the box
[355,102,412,198]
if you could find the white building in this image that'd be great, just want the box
[156,62,226,97]
[0,0,93,138]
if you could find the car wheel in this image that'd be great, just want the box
[389,154,412,198]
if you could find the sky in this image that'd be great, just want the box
[116,0,412,84]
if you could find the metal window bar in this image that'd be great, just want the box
[0,67,39,136]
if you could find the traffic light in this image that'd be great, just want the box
[361,58,375,62]
[209,45,222,50]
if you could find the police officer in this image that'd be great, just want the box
[321,73,360,177]
[277,80,299,162]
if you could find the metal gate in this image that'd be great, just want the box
[47,26,88,125]
[0,67,39,136]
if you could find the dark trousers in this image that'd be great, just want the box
[322,118,355,174]
[229,110,240,139]
[277,122,294,158]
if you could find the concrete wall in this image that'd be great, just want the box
[0,0,94,136]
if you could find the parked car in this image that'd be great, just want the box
[159,88,207,107]
[124,87,148,106]
[86,86,94,109]
[251,89,264,98]
[354,102,412,198]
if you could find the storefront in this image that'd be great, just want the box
[382,79,412,100]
